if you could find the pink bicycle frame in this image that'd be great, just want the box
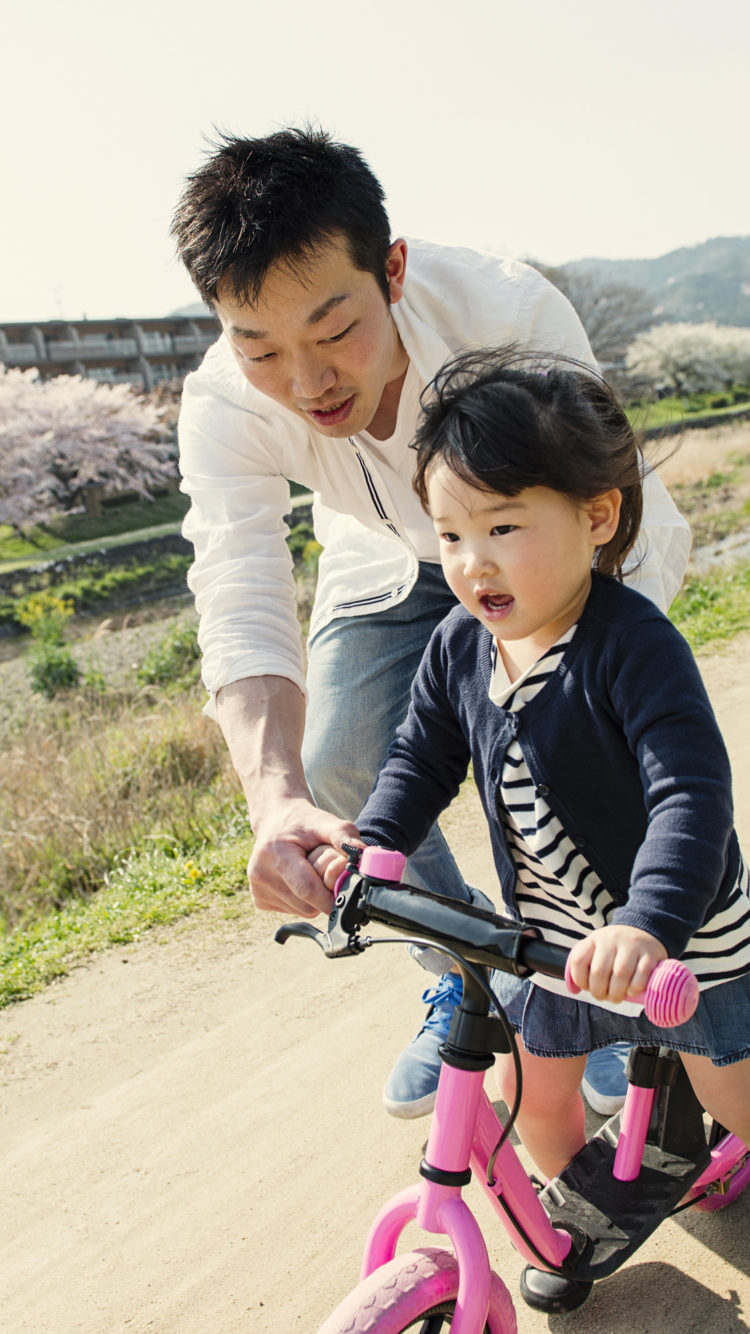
[358,1063,574,1333]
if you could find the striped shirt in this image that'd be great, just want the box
[489,628,750,1007]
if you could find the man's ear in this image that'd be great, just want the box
[587,489,622,546]
[385,238,408,305]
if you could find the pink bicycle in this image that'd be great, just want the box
[276,845,750,1332]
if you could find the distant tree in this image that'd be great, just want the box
[0,369,177,532]
[533,263,656,373]
[625,322,750,396]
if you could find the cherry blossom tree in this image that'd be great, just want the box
[0,368,177,531]
[625,322,750,396]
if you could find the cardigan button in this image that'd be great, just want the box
[536,784,550,797]
[574,836,586,848]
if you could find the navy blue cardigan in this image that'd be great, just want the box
[358,574,741,959]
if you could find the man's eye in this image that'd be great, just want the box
[247,351,275,363]
[324,323,354,344]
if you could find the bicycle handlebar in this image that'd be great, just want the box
[275,845,699,1028]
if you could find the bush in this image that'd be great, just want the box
[136,621,201,687]
[15,590,76,643]
[28,643,81,698]
[16,590,81,698]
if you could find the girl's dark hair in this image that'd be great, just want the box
[171,125,393,308]
[413,346,644,579]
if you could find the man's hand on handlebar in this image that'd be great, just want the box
[247,797,362,918]
[307,842,358,891]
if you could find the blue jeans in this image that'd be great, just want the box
[302,562,472,903]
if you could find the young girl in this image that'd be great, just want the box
[314,347,750,1206]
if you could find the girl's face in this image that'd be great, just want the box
[426,461,620,662]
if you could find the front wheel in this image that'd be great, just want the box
[317,1248,517,1333]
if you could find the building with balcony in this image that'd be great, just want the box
[0,315,219,390]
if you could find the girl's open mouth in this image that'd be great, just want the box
[479,593,513,617]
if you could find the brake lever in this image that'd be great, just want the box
[274,856,370,958]
[274,921,330,949]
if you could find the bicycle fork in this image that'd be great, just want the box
[358,1006,575,1332]
[360,1068,496,1332]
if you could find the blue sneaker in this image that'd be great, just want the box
[382,972,463,1118]
[581,1042,631,1115]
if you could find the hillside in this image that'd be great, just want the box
[563,235,750,327]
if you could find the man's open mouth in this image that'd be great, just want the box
[308,396,354,425]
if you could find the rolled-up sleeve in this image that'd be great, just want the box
[178,362,308,715]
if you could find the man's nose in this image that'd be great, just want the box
[290,356,336,400]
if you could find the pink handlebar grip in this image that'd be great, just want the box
[564,956,699,1027]
[358,847,407,881]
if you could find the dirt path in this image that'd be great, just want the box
[2,639,750,1333]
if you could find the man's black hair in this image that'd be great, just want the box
[171,125,393,308]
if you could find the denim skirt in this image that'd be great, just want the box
[490,968,750,1066]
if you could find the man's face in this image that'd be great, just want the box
[214,235,409,437]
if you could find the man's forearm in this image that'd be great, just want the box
[216,674,361,916]
[215,675,311,831]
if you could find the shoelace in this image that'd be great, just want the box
[420,974,464,1036]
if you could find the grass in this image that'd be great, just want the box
[668,452,750,548]
[0,494,316,635]
[670,563,750,650]
[0,619,256,1006]
[0,831,254,1007]
[0,689,240,926]
[0,492,190,563]
[0,484,312,567]
[630,387,750,434]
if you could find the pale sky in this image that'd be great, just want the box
[4,0,748,323]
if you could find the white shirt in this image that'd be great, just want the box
[177,239,692,715]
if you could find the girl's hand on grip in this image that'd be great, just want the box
[568,924,667,1004]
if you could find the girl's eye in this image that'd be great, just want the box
[491,524,516,536]
[323,323,354,344]
[439,531,460,544]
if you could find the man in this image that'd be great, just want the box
[172,126,691,1119]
